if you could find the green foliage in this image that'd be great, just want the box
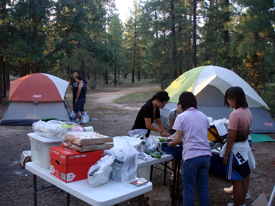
[0,0,110,77]
[88,78,97,89]
[261,84,275,118]
[1,0,275,100]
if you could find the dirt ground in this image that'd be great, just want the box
[0,83,275,206]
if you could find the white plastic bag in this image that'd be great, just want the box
[87,155,115,187]
[128,129,148,139]
[32,120,67,139]
[104,141,138,185]
[70,111,81,120]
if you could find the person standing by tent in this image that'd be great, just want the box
[223,132,253,200]
[166,103,184,180]
[165,103,184,134]
[74,76,87,123]
[220,86,255,206]
[69,70,87,109]
[168,91,212,206]
[132,91,170,137]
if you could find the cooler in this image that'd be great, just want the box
[28,133,63,169]
[209,150,227,176]
[50,146,104,183]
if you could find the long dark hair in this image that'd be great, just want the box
[224,86,248,109]
[146,91,170,103]
[179,91,197,112]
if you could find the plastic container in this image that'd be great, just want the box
[137,166,151,180]
[81,114,89,123]
[83,126,93,132]
[28,133,63,169]
[113,136,141,151]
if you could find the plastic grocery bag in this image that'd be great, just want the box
[128,129,148,139]
[145,136,163,158]
[104,141,138,185]
[87,155,115,187]
[32,120,67,139]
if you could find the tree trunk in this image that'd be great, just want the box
[79,58,86,79]
[67,66,70,75]
[0,56,3,104]
[223,0,229,46]
[193,0,197,68]
[3,59,6,98]
[171,0,177,79]
[114,63,117,87]
[105,69,108,85]
[6,71,10,91]
[131,68,135,83]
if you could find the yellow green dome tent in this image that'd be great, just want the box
[161,65,274,133]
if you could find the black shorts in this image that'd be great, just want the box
[74,98,86,113]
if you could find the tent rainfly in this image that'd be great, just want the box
[1,73,71,125]
[161,65,275,133]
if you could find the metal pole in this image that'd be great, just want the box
[33,174,37,206]
[150,165,153,181]
[138,195,143,206]
[67,193,70,206]
[267,185,275,206]
[164,161,167,186]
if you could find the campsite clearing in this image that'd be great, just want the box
[0,84,275,206]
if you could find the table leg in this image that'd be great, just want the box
[67,192,70,206]
[138,195,143,206]
[164,161,167,186]
[176,161,180,196]
[150,165,153,181]
[33,174,37,206]
[171,161,177,206]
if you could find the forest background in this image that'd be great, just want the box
[0,0,275,116]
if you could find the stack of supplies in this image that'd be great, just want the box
[63,132,113,152]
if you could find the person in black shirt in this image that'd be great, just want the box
[74,76,87,122]
[69,70,87,109]
[132,91,170,137]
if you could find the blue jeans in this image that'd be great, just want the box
[182,155,211,206]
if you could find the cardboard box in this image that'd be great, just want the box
[251,193,268,206]
[50,146,104,183]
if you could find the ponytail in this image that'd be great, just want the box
[146,91,170,103]
[146,95,157,103]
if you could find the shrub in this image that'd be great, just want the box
[261,84,275,119]
[88,79,96,89]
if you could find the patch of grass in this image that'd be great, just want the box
[96,106,111,110]
[114,88,161,104]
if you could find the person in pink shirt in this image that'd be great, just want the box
[168,91,212,206]
[221,86,253,206]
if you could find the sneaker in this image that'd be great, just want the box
[231,192,250,200]
[245,192,251,200]
[74,119,82,125]
[224,185,234,194]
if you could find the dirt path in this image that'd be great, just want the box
[93,85,158,104]
[88,85,159,111]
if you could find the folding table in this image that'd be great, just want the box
[26,162,152,206]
